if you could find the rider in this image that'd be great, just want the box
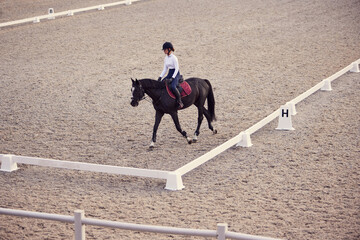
[158,42,184,109]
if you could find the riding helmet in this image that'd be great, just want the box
[162,42,174,51]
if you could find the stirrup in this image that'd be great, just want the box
[178,101,184,109]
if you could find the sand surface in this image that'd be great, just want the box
[0,0,359,239]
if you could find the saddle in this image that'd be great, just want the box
[165,77,192,99]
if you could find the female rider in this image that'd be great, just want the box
[158,42,184,109]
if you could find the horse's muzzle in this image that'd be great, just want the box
[130,100,138,107]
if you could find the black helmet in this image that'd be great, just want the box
[162,42,174,51]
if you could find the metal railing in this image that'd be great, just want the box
[0,208,282,240]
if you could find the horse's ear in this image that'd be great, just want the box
[131,78,135,83]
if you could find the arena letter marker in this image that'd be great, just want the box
[276,105,295,131]
[48,8,55,19]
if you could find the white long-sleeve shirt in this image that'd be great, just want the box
[159,53,179,78]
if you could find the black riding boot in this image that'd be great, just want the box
[173,88,184,109]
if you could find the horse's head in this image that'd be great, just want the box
[130,78,145,107]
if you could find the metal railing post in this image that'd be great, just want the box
[74,210,85,240]
[217,223,228,240]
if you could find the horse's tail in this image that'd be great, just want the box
[204,79,216,122]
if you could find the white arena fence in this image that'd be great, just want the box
[1,59,359,190]
[0,0,138,28]
[0,208,282,240]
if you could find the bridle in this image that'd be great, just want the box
[132,80,162,105]
[132,82,147,103]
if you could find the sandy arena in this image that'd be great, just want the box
[0,0,359,239]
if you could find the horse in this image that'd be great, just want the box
[130,77,217,148]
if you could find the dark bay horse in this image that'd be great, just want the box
[130,78,217,148]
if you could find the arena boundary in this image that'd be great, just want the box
[0,0,138,28]
[0,60,359,190]
[0,207,282,240]
[170,59,359,190]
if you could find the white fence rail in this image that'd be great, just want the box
[0,60,359,190]
[0,0,139,28]
[0,208,282,240]
[0,154,169,179]
[174,59,360,183]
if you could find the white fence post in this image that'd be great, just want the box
[165,171,184,190]
[321,79,332,91]
[0,154,18,172]
[74,210,85,240]
[236,131,253,147]
[276,105,295,131]
[217,223,228,240]
[350,61,360,73]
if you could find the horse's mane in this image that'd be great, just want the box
[139,78,165,89]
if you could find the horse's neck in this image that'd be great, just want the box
[145,88,161,101]
[140,79,162,100]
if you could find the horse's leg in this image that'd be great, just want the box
[150,110,164,148]
[203,107,217,134]
[193,106,204,143]
[170,112,192,144]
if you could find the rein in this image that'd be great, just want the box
[138,80,162,105]
[143,96,153,104]
[143,94,162,106]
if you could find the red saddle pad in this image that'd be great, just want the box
[166,81,192,99]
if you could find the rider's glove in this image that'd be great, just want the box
[157,77,162,82]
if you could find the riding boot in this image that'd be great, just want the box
[173,88,184,109]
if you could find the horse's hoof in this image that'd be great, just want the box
[213,129,218,134]
[186,137,192,144]
[193,135,198,143]
[149,141,155,149]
